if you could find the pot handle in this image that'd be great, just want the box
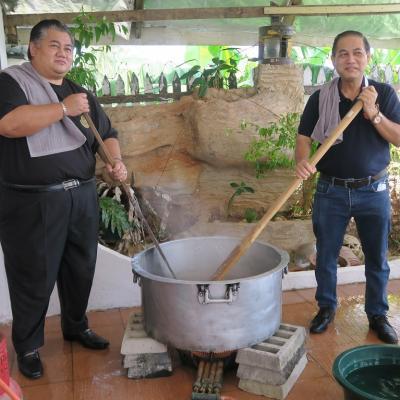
[197,283,240,305]
[133,272,142,287]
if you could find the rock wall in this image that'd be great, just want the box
[98,64,308,251]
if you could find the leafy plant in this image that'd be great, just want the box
[180,48,243,97]
[243,113,301,177]
[97,180,164,257]
[67,9,128,90]
[244,208,258,223]
[99,196,131,239]
[226,181,255,217]
[291,46,332,85]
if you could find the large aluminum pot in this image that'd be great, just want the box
[132,236,289,352]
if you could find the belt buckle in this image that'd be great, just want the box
[344,178,354,189]
[62,179,80,190]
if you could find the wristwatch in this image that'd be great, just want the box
[372,111,383,125]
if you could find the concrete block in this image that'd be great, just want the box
[127,356,172,379]
[121,312,167,355]
[238,353,308,399]
[237,344,305,385]
[236,323,306,371]
[123,352,171,368]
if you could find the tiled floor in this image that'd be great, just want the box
[1,279,400,400]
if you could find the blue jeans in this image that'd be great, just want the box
[312,174,391,317]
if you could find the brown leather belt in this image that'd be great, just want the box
[0,177,95,193]
[319,168,387,189]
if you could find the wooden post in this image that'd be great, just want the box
[130,72,139,95]
[159,72,168,96]
[172,71,181,94]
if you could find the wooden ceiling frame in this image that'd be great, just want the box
[4,3,400,29]
[3,3,400,43]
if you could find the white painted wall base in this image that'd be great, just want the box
[1,243,399,323]
[0,244,141,324]
[282,259,400,291]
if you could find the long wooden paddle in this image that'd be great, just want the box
[83,113,177,279]
[211,100,364,281]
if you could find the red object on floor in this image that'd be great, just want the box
[0,334,10,395]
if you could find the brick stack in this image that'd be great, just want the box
[121,311,172,379]
[236,324,307,399]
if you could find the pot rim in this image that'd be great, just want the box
[131,235,289,284]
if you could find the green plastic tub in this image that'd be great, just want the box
[333,345,400,400]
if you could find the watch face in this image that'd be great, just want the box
[373,113,382,124]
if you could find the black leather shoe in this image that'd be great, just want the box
[17,349,43,379]
[310,307,335,334]
[369,315,398,344]
[63,328,109,349]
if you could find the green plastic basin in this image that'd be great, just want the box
[333,345,400,400]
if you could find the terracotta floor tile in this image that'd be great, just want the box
[10,331,73,388]
[21,381,73,400]
[86,309,123,329]
[74,375,128,400]
[300,354,329,380]
[307,325,356,350]
[336,285,351,299]
[282,302,315,327]
[296,288,316,303]
[308,342,358,376]
[286,376,344,400]
[2,292,400,400]
[44,315,62,333]
[40,330,72,357]
[282,290,306,305]
[387,278,400,294]
[72,324,125,381]
[338,282,366,298]
[11,350,72,388]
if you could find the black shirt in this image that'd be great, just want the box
[298,79,400,179]
[0,72,118,184]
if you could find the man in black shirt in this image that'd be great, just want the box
[295,31,400,344]
[0,19,128,379]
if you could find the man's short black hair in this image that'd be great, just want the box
[28,19,74,60]
[332,31,371,56]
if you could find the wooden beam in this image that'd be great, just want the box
[4,4,400,31]
[5,7,266,28]
[265,4,400,16]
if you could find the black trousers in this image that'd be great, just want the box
[0,181,98,353]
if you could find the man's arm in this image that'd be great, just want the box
[0,93,89,138]
[102,137,127,182]
[295,134,316,179]
[358,85,400,147]
[371,115,400,147]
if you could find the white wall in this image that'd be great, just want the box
[0,244,141,324]
[282,259,400,290]
[1,242,400,323]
